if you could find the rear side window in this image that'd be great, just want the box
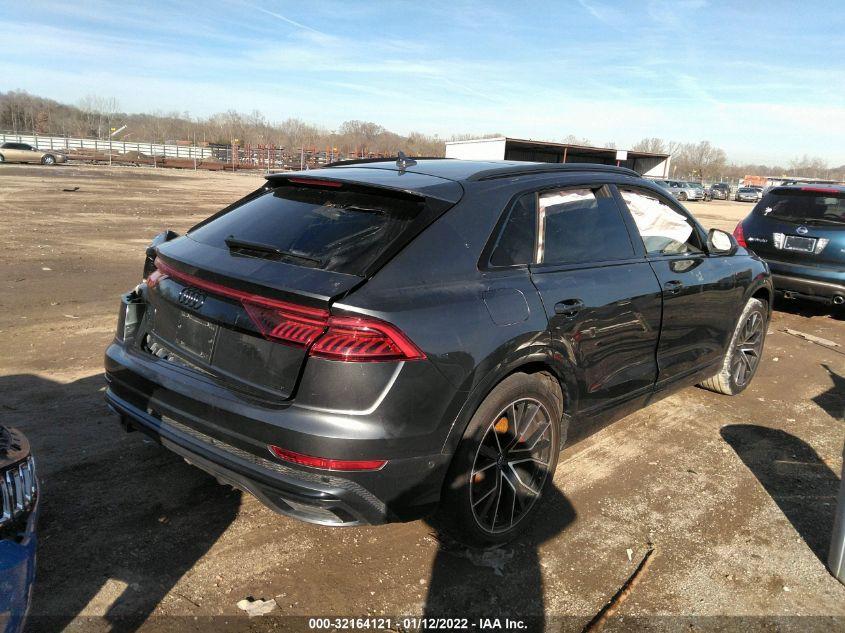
[188,184,424,275]
[757,189,845,225]
[539,187,634,264]
[489,193,536,267]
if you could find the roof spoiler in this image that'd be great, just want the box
[468,162,640,181]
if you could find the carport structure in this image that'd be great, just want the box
[445,136,671,178]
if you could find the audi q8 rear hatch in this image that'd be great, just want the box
[139,173,462,399]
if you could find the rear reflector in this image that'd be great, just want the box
[733,222,747,247]
[268,445,386,471]
[151,257,424,361]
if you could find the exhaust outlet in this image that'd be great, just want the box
[834,296,844,305]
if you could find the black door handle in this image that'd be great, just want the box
[554,298,584,317]
[663,280,684,294]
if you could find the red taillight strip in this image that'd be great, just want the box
[268,445,386,471]
[148,257,424,360]
[151,257,329,319]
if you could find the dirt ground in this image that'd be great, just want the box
[1,164,843,632]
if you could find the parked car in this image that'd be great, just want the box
[659,180,700,201]
[0,142,66,165]
[650,179,682,200]
[735,184,844,306]
[0,426,38,633]
[105,159,772,544]
[710,183,731,200]
[682,181,707,201]
[735,187,759,202]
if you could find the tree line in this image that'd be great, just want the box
[0,90,449,157]
[1,90,842,180]
[631,137,844,183]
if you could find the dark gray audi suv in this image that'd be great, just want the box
[105,158,772,544]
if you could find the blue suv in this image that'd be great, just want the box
[734,185,845,307]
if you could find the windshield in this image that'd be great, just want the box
[756,189,845,225]
[189,184,424,275]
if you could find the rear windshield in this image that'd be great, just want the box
[756,189,845,225]
[188,184,424,275]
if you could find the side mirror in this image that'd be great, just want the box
[707,228,736,255]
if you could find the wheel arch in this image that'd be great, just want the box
[440,351,575,456]
[746,277,774,318]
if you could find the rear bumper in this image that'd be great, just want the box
[104,343,454,526]
[772,274,845,302]
[766,259,845,302]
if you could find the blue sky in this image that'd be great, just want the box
[2,1,844,164]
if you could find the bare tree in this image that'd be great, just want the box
[673,141,727,181]
[561,134,592,146]
[631,137,680,155]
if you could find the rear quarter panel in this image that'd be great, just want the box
[334,180,562,454]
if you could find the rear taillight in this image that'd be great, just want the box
[268,445,386,471]
[150,257,424,362]
[311,315,425,362]
[242,299,327,347]
[733,222,747,247]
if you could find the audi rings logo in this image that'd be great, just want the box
[178,286,206,310]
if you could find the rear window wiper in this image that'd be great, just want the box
[225,235,322,266]
[803,217,845,225]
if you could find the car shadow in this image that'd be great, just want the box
[813,365,845,422]
[721,424,840,564]
[422,485,577,630]
[0,373,240,633]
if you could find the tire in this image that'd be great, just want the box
[438,371,564,546]
[0,154,4,163]
[41,154,56,165]
[679,192,687,201]
[699,297,767,395]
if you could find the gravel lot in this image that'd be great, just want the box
[1,164,843,631]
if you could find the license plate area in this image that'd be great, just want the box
[174,311,218,361]
[783,235,816,252]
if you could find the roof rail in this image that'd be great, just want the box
[468,162,640,182]
[324,156,450,168]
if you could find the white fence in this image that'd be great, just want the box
[0,132,213,159]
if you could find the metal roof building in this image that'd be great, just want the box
[444,137,671,178]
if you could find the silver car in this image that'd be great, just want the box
[659,180,699,202]
[0,142,67,165]
[650,179,683,200]
[682,182,706,201]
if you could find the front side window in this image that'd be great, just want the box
[619,189,702,255]
[538,186,634,264]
